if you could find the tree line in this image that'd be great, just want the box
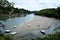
[0,0,31,15]
[0,0,31,20]
[1,0,60,19]
[34,7,60,19]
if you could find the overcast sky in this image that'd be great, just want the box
[8,0,60,11]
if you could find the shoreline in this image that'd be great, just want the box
[15,15,54,35]
[16,15,54,29]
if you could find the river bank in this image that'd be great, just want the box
[0,14,60,40]
[14,15,57,40]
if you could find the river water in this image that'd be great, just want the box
[0,14,34,30]
[0,14,60,40]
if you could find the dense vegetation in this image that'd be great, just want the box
[0,0,31,20]
[0,0,60,20]
[32,32,60,40]
[34,7,60,19]
[0,35,14,40]
[0,6,31,20]
[0,0,60,40]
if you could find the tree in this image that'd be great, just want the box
[34,7,60,19]
[0,0,14,7]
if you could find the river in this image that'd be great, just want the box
[0,14,60,40]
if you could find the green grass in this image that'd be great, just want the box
[0,34,14,40]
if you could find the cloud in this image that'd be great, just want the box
[8,0,60,11]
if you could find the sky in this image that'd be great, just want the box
[8,0,60,11]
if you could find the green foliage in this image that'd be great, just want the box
[0,36,5,40]
[5,35,13,40]
[0,0,13,7]
[0,0,31,15]
[35,7,60,19]
[19,9,31,14]
[0,0,14,15]
[0,0,31,20]
[0,35,13,40]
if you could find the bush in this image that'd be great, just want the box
[0,35,13,40]
[35,7,60,19]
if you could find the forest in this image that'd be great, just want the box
[0,0,31,20]
[34,7,60,19]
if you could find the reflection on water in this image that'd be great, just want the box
[0,14,60,40]
[0,14,34,30]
